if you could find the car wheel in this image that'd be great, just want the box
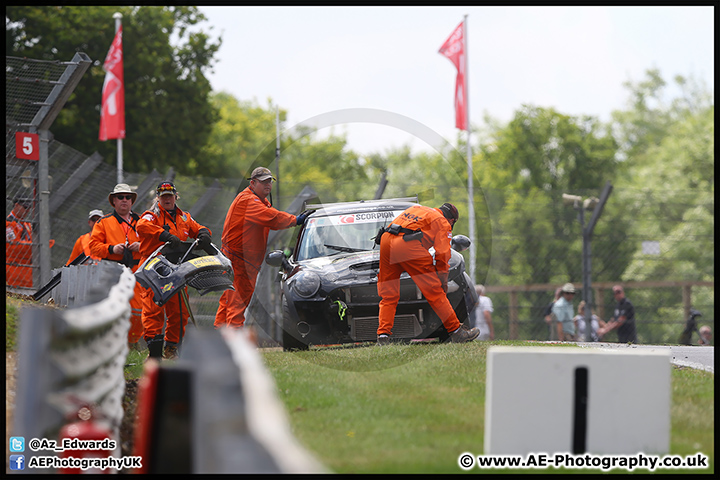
[282,294,309,352]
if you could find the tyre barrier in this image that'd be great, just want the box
[11,260,327,474]
[12,262,133,473]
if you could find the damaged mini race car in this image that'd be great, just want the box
[135,239,235,307]
[265,197,478,351]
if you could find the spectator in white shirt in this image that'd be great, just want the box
[471,284,495,341]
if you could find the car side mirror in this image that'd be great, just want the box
[266,249,292,272]
[266,249,285,267]
[451,234,471,252]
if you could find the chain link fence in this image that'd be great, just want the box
[7,154,714,346]
[7,57,713,346]
[6,53,91,291]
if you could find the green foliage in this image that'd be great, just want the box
[620,104,714,283]
[279,132,371,204]
[477,106,619,286]
[606,71,715,333]
[6,6,221,175]
[199,92,283,178]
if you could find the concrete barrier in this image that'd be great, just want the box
[484,346,671,455]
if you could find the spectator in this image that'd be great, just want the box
[598,285,637,343]
[6,196,34,288]
[6,196,33,243]
[137,181,213,360]
[543,287,562,341]
[574,300,606,342]
[376,202,479,345]
[89,184,143,346]
[6,195,55,289]
[679,308,703,345]
[552,283,577,341]
[472,284,495,341]
[214,167,310,329]
[66,209,104,265]
[698,325,712,346]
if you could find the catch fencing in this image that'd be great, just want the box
[6,151,714,346]
[6,53,91,291]
[6,57,713,347]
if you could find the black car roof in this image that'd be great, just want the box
[304,197,419,217]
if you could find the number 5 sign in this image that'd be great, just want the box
[16,132,39,160]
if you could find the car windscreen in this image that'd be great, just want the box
[296,210,405,261]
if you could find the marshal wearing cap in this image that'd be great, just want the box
[156,181,178,196]
[12,197,33,209]
[248,167,276,182]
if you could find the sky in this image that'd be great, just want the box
[197,6,714,157]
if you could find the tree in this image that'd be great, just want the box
[616,72,714,283]
[6,6,221,175]
[603,70,714,343]
[476,106,620,286]
[199,92,285,179]
[277,129,371,205]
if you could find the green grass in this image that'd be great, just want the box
[6,298,20,351]
[6,294,32,351]
[123,348,147,380]
[262,341,714,474]
[5,297,713,474]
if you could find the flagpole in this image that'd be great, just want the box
[114,12,123,184]
[275,104,281,211]
[464,14,476,284]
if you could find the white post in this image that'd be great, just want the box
[114,12,123,184]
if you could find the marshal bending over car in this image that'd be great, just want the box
[265,197,478,351]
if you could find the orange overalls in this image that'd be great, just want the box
[66,232,102,265]
[89,212,144,344]
[214,187,296,328]
[6,214,35,288]
[376,205,461,336]
[136,205,209,344]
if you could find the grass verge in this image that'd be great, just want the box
[6,296,713,474]
[262,341,714,474]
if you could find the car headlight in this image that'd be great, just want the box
[291,270,321,298]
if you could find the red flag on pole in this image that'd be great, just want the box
[99,25,125,141]
[438,21,467,131]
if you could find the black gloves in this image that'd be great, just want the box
[197,229,212,251]
[159,231,181,249]
[296,209,316,226]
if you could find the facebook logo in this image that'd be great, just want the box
[10,436,25,452]
[9,454,25,470]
